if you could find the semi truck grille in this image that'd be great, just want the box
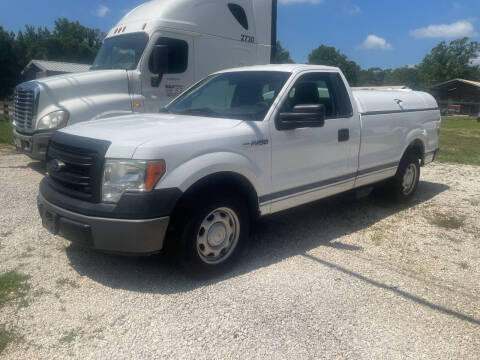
[46,133,111,203]
[13,84,39,132]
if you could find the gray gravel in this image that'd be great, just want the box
[0,147,479,359]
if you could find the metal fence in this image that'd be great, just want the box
[0,101,13,120]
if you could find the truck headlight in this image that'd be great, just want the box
[102,159,166,203]
[37,110,69,130]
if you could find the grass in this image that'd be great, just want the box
[0,271,30,309]
[56,278,79,289]
[371,232,384,246]
[427,211,466,230]
[59,328,81,344]
[468,198,480,207]
[0,117,13,146]
[438,116,480,166]
[0,271,29,354]
[0,326,18,353]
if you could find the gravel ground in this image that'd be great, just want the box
[0,148,479,359]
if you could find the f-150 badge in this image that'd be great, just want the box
[242,139,269,147]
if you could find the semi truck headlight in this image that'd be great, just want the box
[37,111,69,130]
[102,159,166,203]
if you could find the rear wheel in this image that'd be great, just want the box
[389,153,421,201]
[172,191,250,278]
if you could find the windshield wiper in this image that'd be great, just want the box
[159,107,171,114]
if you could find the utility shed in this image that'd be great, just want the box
[22,60,91,81]
[430,79,480,115]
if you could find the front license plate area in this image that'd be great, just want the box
[43,210,59,235]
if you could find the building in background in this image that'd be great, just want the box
[430,79,480,116]
[22,60,91,81]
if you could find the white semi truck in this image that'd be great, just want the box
[13,0,277,160]
[37,65,440,275]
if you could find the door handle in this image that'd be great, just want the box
[338,129,350,142]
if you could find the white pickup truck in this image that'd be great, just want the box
[37,64,440,274]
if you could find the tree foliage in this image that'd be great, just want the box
[0,19,103,98]
[0,27,20,99]
[418,37,480,86]
[358,66,423,89]
[308,45,361,85]
[271,41,294,64]
[2,18,480,99]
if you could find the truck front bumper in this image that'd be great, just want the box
[13,129,51,161]
[37,193,170,255]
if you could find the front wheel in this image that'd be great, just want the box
[389,153,421,201]
[173,191,250,278]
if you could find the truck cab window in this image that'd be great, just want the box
[92,33,149,71]
[149,38,188,74]
[166,71,290,121]
[283,73,353,119]
[228,3,249,30]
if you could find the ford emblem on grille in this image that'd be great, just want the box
[47,159,66,173]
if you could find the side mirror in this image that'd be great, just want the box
[277,104,326,131]
[151,45,168,87]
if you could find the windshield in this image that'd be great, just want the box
[91,33,149,71]
[165,71,291,121]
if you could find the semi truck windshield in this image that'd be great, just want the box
[91,33,149,71]
[165,72,291,121]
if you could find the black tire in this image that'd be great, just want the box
[389,152,421,201]
[171,190,250,278]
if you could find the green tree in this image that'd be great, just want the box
[49,18,103,63]
[0,27,21,98]
[271,41,294,64]
[418,37,480,86]
[358,67,388,86]
[14,25,52,67]
[307,45,361,85]
[14,19,103,68]
[0,19,105,97]
[384,66,423,89]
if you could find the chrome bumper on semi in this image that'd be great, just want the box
[13,129,51,161]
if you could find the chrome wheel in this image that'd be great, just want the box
[196,207,240,265]
[402,163,418,195]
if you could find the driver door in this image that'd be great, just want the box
[141,32,195,113]
[268,71,360,213]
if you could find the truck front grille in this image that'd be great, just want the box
[13,84,38,132]
[47,141,95,200]
[46,133,111,203]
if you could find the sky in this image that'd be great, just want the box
[1,0,479,69]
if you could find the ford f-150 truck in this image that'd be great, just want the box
[37,64,440,274]
[13,0,277,160]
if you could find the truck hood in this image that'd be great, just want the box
[61,113,244,158]
[32,70,131,126]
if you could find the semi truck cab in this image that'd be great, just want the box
[13,0,277,160]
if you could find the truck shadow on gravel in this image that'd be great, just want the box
[66,180,450,294]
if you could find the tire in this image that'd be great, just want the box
[172,190,250,278]
[389,152,421,201]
